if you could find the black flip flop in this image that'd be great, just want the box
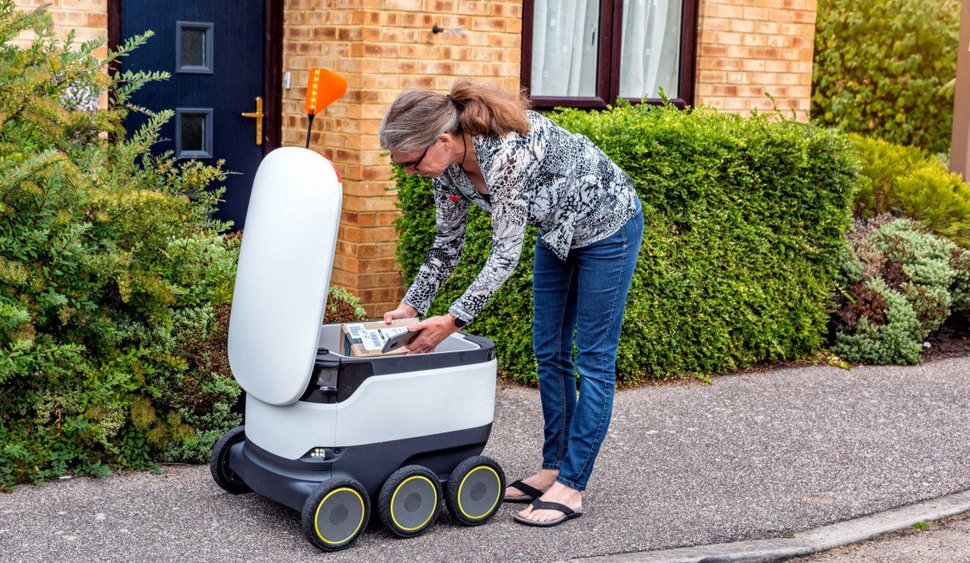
[503,479,545,503]
[512,500,583,527]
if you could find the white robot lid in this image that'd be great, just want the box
[227,147,342,406]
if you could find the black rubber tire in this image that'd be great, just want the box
[301,477,370,552]
[208,426,251,494]
[377,465,442,538]
[445,455,505,526]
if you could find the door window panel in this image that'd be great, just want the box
[176,109,213,159]
[176,22,214,74]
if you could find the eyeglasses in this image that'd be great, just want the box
[394,142,433,171]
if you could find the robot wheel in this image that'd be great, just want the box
[445,455,506,526]
[378,465,443,538]
[301,477,370,552]
[209,426,251,495]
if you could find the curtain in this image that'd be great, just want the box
[530,0,683,99]
[531,0,599,97]
[619,0,683,99]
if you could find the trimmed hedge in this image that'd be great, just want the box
[394,103,856,384]
[812,0,960,153]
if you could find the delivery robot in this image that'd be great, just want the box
[208,70,505,552]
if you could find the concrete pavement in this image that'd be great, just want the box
[1,356,969,561]
[798,510,970,562]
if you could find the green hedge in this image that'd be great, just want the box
[812,0,960,153]
[849,135,970,247]
[394,103,856,384]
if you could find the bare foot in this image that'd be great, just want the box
[504,469,559,499]
[516,481,583,524]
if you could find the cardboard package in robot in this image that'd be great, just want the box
[340,318,420,357]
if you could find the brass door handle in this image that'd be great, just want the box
[241,96,263,146]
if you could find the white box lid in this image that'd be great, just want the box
[227,147,342,406]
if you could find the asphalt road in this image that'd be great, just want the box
[2,357,969,562]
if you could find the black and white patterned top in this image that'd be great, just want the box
[402,110,640,323]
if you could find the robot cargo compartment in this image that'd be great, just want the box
[300,322,498,405]
[319,321,488,358]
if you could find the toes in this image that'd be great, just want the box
[531,510,553,522]
[523,509,554,522]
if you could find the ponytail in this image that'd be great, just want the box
[450,80,530,137]
[379,81,530,152]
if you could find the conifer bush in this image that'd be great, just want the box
[393,103,856,384]
[849,135,970,248]
[832,215,970,364]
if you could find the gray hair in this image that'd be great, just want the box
[379,90,459,152]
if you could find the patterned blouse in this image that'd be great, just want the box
[402,110,640,324]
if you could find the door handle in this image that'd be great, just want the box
[241,96,263,146]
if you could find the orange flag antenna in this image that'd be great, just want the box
[305,68,348,148]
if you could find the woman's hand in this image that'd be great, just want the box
[383,303,418,324]
[405,315,459,354]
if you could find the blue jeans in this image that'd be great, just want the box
[532,208,643,491]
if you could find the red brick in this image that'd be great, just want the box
[384,0,423,11]
[742,34,768,47]
[698,70,727,83]
[86,12,106,27]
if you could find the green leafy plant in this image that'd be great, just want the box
[325,286,368,323]
[0,4,370,489]
[849,135,970,247]
[0,3,224,488]
[812,0,960,153]
[832,215,970,364]
[393,102,856,384]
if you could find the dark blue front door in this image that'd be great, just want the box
[121,0,265,229]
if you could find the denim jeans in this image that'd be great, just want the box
[532,206,643,491]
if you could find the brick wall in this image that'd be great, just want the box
[301,0,817,317]
[281,0,522,318]
[10,0,817,318]
[12,0,107,56]
[694,0,816,117]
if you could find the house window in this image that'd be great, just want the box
[522,0,698,109]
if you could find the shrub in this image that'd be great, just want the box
[0,4,231,488]
[0,5,370,489]
[812,0,960,153]
[849,135,970,247]
[325,286,368,323]
[832,215,970,364]
[393,103,856,384]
